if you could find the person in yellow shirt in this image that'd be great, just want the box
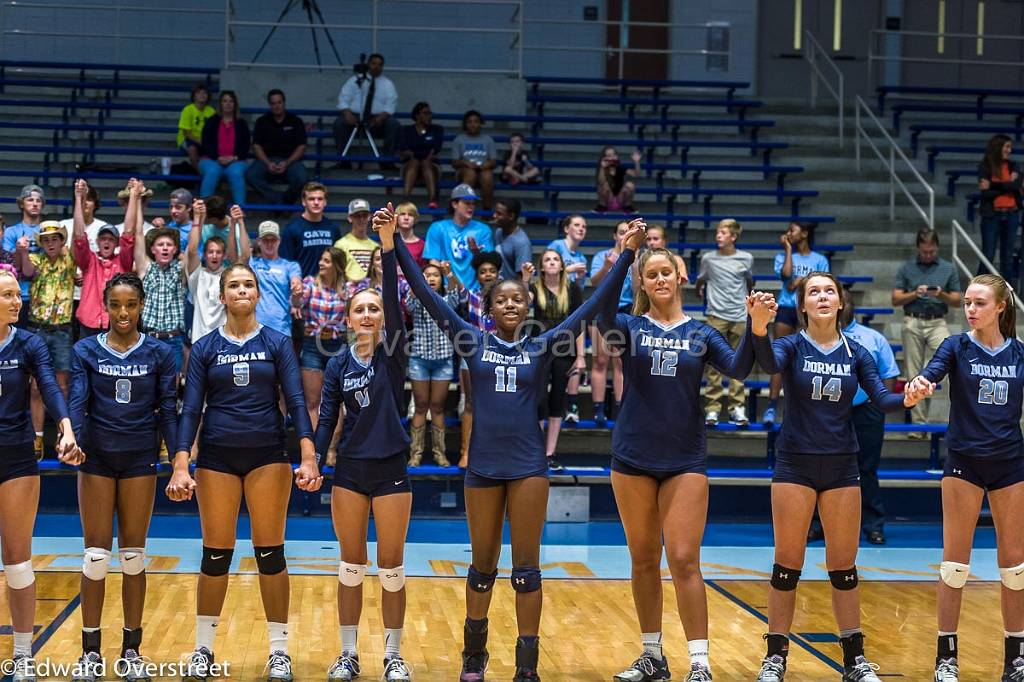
[177,84,215,169]
[334,198,379,281]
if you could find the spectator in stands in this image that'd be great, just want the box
[333,53,400,167]
[194,196,240,263]
[492,198,531,281]
[641,223,688,283]
[588,221,630,427]
[501,132,540,185]
[58,181,108,252]
[178,84,215,170]
[547,214,589,285]
[423,184,494,291]
[595,145,641,212]
[4,184,45,316]
[245,89,308,206]
[198,90,250,206]
[131,181,187,373]
[398,102,444,208]
[185,199,239,343]
[0,216,19,278]
[977,133,1022,282]
[395,202,425,268]
[334,198,378,281]
[281,182,340,278]
[762,220,830,425]
[451,110,497,209]
[71,179,134,338]
[167,188,195,253]
[247,220,303,338]
[697,219,754,427]
[528,249,584,471]
[114,184,155,237]
[345,245,412,326]
[892,228,961,434]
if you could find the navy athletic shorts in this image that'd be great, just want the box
[611,456,706,481]
[772,451,859,491]
[332,452,411,497]
[0,443,38,485]
[79,447,158,479]
[944,451,1024,491]
[196,444,290,477]
[463,469,548,488]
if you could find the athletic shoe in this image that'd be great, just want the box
[705,411,719,427]
[72,651,103,682]
[613,654,671,682]
[685,662,713,681]
[1003,656,1024,682]
[122,649,153,682]
[842,656,881,682]
[761,406,776,425]
[11,655,36,682]
[547,456,565,472]
[264,651,293,682]
[33,435,43,461]
[327,653,360,681]
[382,655,411,682]
[512,637,540,682]
[459,648,489,682]
[182,647,215,682]
[731,406,750,426]
[755,655,786,682]
[593,403,607,428]
[563,403,580,424]
[934,657,959,682]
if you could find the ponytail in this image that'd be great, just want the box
[971,274,1017,339]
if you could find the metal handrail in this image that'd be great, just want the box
[803,30,844,148]
[951,219,1024,312]
[854,95,934,230]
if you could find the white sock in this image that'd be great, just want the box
[688,639,710,668]
[340,625,358,654]
[196,615,219,650]
[641,632,663,660]
[1006,630,1024,637]
[384,628,402,658]
[34,432,42,438]
[268,621,288,655]
[13,631,32,657]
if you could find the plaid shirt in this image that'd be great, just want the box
[408,288,461,360]
[460,288,495,332]
[141,259,185,333]
[346,276,413,326]
[28,251,75,326]
[301,276,347,339]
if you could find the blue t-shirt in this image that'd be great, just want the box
[422,219,494,292]
[250,256,301,337]
[0,327,69,445]
[168,220,193,254]
[3,222,40,297]
[280,216,341,278]
[842,321,899,407]
[773,250,830,308]
[547,238,588,285]
[69,333,178,454]
[920,333,1024,461]
[591,248,634,311]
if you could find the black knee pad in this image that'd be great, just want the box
[201,547,234,577]
[467,565,497,593]
[770,563,801,591]
[511,566,541,593]
[254,545,286,575]
[828,566,858,591]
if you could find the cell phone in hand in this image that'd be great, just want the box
[926,286,940,292]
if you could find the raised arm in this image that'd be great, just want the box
[71,180,89,265]
[186,199,206,275]
[127,180,150,278]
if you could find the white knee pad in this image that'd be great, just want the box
[4,560,34,590]
[118,547,146,576]
[378,565,406,592]
[1000,561,1024,591]
[940,561,970,589]
[83,547,111,581]
[338,562,366,587]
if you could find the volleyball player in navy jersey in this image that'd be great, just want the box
[907,274,1024,682]
[68,272,177,681]
[375,202,644,682]
[0,267,82,682]
[167,262,322,682]
[752,272,928,682]
[601,245,776,682]
[315,217,412,682]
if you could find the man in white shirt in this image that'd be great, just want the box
[332,53,401,167]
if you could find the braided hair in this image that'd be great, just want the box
[103,271,145,306]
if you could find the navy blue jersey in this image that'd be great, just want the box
[0,327,68,446]
[920,333,1024,460]
[755,331,905,455]
[396,238,634,479]
[600,314,763,470]
[315,249,409,460]
[69,334,178,454]
[177,325,313,453]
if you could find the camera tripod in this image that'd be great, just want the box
[250,0,343,69]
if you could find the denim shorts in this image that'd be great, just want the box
[32,326,72,372]
[409,355,455,382]
[300,335,347,371]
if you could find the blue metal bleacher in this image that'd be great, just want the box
[877,84,1024,115]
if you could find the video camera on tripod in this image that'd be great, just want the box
[353,53,370,86]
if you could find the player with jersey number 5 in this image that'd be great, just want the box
[376,201,645,682]
[906,274,1024,682]
[168,261,322,682]
[751,272,930,682]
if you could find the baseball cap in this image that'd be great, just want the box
[169,188,194,206]
[19,184,44,202]
[35,220,67,243]
[347,198,371,215]
[450,183,480,201]
[258,220,281,239]
[96,225,119,241]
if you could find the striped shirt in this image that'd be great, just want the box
[141,260,185,333]
[408,289,461,360]
[301,276,347,339]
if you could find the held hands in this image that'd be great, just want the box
[904,375,936,408]
[165,457,197,502]
[229,204,245,224]
[193,199,207,226]
[745,291,778,336]
[371,202,397,249]
[294,440,323,492]
[56,431,84,466]
[622,218,648,252]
